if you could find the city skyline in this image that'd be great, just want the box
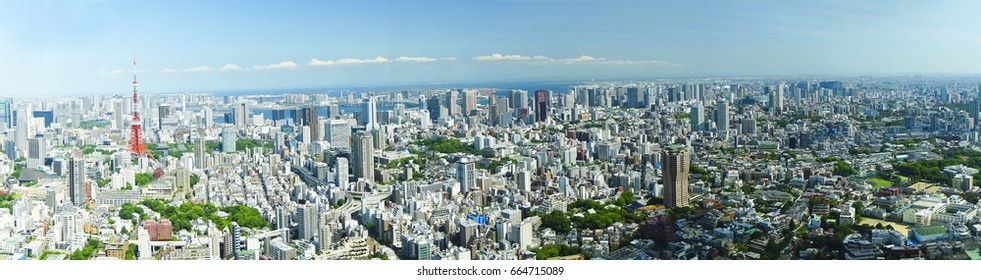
[2,0,981,95]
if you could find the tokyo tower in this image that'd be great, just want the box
[128,60,149,156]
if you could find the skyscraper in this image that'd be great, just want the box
[445,89,459,116]
[326,119,351,148]
[0,99,11,130]
[510,90,529,111]
[335,157,349,189]
[27,137,45,169]
[768,83,785,115]
[426,94,443,122]
[15,107,30,154]
[462,89,477,116]
[690,104,704,131]
[662,145,690,208]
[302,107,320,141]
[364,96,380,130]
[626,87,641,108]
[221,126,237,153]
[68,154,86,206]
[971,98,980,129]
[534,90,549,123]
[456,158,476,194]
[715,101,729,137]
[352,131,374,183]
[297,203,319,241]
[194,138,206,169]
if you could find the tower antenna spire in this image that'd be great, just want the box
[128,58,149,157]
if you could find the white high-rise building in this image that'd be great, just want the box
[456,158,476,194]
[517,171,532,194]
[297,203,319,241]
[202,107,213,127]
[326,119,351,148]
[335,157,349,190]
[364,96,379,130]
[27,137,45,170]
[15,107,30,155]
[221,126,237,153]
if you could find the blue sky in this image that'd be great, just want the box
[1,0,979,95]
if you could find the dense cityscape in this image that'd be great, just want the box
[3,74,981,260]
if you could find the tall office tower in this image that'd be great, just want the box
[234,102,249,128]
[510,90,529,111]
[0,99,11,130]
[297,203,319,241]
[194,138,206,169]
[202,107,213,127]
[158,104,171,129]
[27,137,45,169]
[517,170,532,194]
[363,96,380,130]
[370,129,386,151]
[488,96,510,126]
[221,126,237,153]
[301,126,311,143]
[456,158,476,194]
[445,89,460,116]
[626,87,641,108]
[426,94,443,122]
[112,101,124,130]
[534,90,549,122]
[68,154,86,206]
[644,87,657,108]
[574,87,588,106]
[690,104,704,131]
[15,108,30,153]
[326,119,351,148]
[335,157,349,189]
[462,89,477,116]
[352,131,374,182]
[302,107,320,141]
[4,140,15,160]
[487,96,499,126]
[769,83,785,115]
[662,145,690,208]
[715,100,730,137]
[971,99,981,128]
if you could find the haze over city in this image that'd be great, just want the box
[2,0,981,95]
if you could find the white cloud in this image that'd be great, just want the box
[395,56,438,62]
[560,55,605,63]
[309,56,391,66]
[183,66,213,73]
[473,53,550,61]
[308,58,335,66]
[440,57,457,61]
[336,56,389,64]
[219,64,242,71]
[252,61,299,70]
[161,68,178,73]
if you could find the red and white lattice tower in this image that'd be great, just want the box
[128,59,149,156]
